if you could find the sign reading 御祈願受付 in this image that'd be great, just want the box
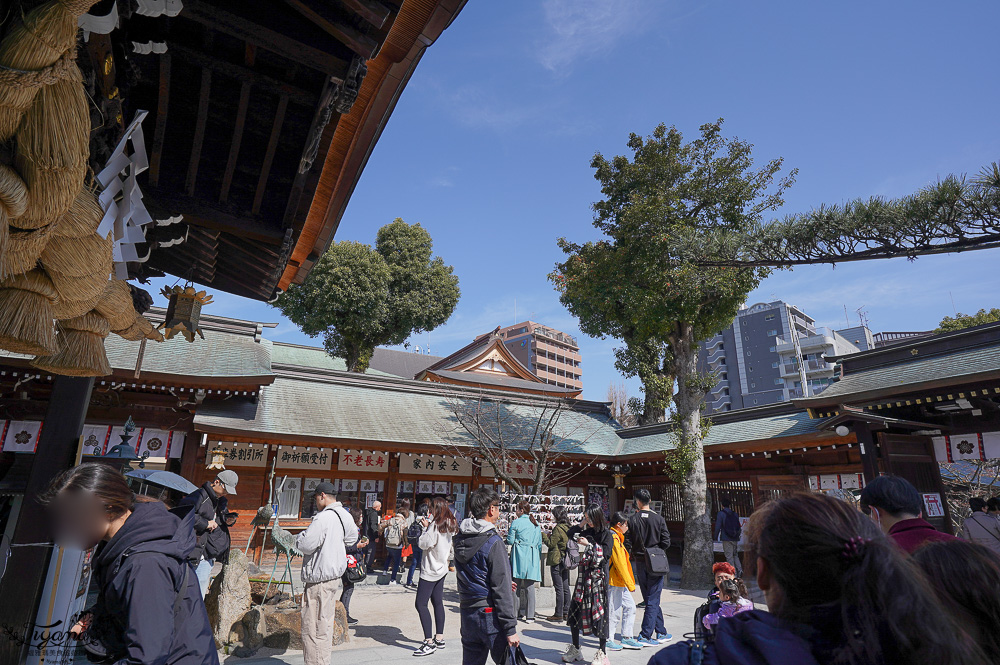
[399,453,472,477]
[276,446,332,470]
[338,451,389,473]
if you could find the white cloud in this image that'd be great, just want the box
[443,85,544,130]
[537,0,647,72]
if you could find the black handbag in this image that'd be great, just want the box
[501,644,535,665]
[345,552,367,583]
[644,546,669,575]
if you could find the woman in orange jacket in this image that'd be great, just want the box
[607,512,643,651]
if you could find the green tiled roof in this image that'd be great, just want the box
[799,345,1000,404]
[0,327,273,380]
[194,374,623,456]
[271,343,393,376]
[617,411,829,456]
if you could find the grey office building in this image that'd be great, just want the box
[699,301,866,414]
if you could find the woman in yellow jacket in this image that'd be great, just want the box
[607,512,644,651]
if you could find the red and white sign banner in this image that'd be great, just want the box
[2,421,42,453]
[337,450,389,473]
[136,428,171,459]
[933,432,1000,462]
[809,473,865,491]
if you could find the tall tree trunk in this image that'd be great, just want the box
[674,325,713,589]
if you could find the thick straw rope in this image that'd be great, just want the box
[0,48,77,88]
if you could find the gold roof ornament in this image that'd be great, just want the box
[158,283,213,342]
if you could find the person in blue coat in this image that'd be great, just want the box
[41,462,219,665]
[507,500,542,622]
[648,492,986,665]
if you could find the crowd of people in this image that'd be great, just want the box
[35,463,1000,665]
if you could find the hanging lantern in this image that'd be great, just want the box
[158,283,213,342]
[207,443,227,470]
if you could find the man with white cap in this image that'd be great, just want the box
[179,469,239,595]
[296,481,358,665]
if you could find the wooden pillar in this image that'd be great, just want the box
[854,423,880,484]
[385,452,399,509]
[0,376,94,665]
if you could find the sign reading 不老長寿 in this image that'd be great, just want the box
[276,447,332,470]
[337,451,389,473]
[399,453,472,477]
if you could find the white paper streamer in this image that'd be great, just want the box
[95,111,153,280]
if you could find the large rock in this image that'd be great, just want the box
[204,550,252,649]
[261,600,350,651]
[231,607,265,658]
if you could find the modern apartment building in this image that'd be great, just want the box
[699,301,864,414]
[477,321,583,390]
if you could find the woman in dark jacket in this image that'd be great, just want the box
[561,503,613,665]
[41,463,218,665]
[543,505,572,621]
[650,492,987,665]
[341,507,369,625]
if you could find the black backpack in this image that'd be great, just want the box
[407,520,423,543]
[722,509,742,540]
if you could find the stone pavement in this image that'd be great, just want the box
[221,575,716,665]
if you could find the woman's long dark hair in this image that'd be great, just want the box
[913,540,1000,657]
[584,503,607,532]
[517,499,538,526]
[431,497,457,534]
[39,462,135,517]
[758,492,986,665]
[552,505,569,525]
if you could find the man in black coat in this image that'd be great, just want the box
[361,499,381,570]
[627,488,673,645]
[178,469,238,595]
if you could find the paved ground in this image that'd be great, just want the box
[221,574,719,665]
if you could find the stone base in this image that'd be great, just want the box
[259,600,349,652]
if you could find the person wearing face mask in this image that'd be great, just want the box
[40,462,218,665]
[859,475,957,554]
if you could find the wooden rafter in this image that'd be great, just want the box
[220,81,251,204]
[336,0,392,28]
[283,0,380,58]
[252,95,289,215]
[181,1,351,75]
[185,68,212,197]
[149,53,171,187]
[145,187,287,244]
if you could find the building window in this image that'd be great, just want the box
[753,399,758,405]
[743,336,750,341]
[746,350,751,356]
[769,346,776,352]
[774,378,783,384]
[771,361,779,368]
[751,382,756,388]
[765,314,775,321]
[721,372,727,380]
[767,329,777,336]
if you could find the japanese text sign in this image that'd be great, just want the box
[399,453,471,477]
[922,492,945,518]
[337,450,389,473]
[276,446,332,470]
[213,441,268,468]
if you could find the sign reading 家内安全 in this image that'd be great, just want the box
[399,454,472,477]
[276,447,332,470]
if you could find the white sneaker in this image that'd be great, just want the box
[562,645,584,663]
[590,650,609,665]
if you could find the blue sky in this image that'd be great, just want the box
[152,0,1000,402]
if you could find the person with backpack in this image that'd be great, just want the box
[406,503,430,589]
[341,507,370,626]
[381,499,410,585]
[362,499,382,571]
[714,498,742,577]
[412,497,459,656]
[41,463,219,665]
[454,486,519,665]
[295,481,358,665]
[177,469,239,596]
[507,500,543,623]
[625,489,672,646]
[607,512,643,651]
[542,505,572,622]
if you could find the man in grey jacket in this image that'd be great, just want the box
[296,481,358,665]
[961,497,1000,555]
[453,487,519,665]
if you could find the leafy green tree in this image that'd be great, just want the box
[274,219,460,372]
[551,120,794,586]
[936,308,1000,333]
